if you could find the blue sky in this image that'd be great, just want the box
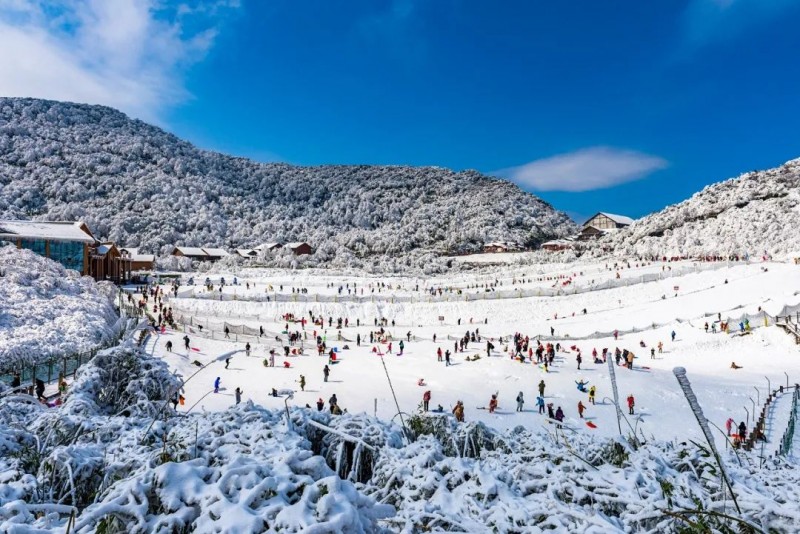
[2,1,800,223]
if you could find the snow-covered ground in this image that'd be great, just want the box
[147,259,800,452]
[3,252,800,532]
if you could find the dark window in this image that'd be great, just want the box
[49,241,84,273]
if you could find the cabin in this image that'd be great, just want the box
[483,241,522,253]
[578,212,634,241]
[541,238,575,252]
[236,249,258,258]
[0,220,96,276]
[91,242,130,282]
[286,242,313,255]
[171,246,229,262]
[119,247,156,271]
[202,248,230,261]
[254,242,283,253]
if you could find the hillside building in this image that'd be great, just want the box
[578,212,634,241]
[483,241,522,253]
[541,238,576,252]
[286,242,313,255]
[171,246,230,262]
[119,247,155,271]
[0,220,95,276]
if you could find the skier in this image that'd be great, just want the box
[437,347,443,362]
[538,380,546,397]
[357,333,361,347]
[738,421,747,440]
[316,398,325,411]
[445,350,451,366]
[225,357,231,369]
[399,340,405,355]
[516,391,524,412]
[214,377,221,393]
[657,341,663,353]
[299,375,306,392]
[323,365,330,382]
[165,340,173,352]
[245,342,251,356]
[488,394,498,413]
[650,347,655,359]
[422,390,431,411]
[184,335,190,350]
[547,403,555,419]
[576,353,582,370]
[627,394,635,415]
[536,395,545,414]
[671,330,676,342]
[588,385,596,405]
[578,400,585,419]
[453,400,465,422]
[235,387,242,405]
[269,350,276,367]
[224,326,230,339]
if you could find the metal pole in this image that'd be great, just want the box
[786,372,790,389]
[284,395,293,431]
[744,406,749,427]
[753,387,759,406]
[765,376,771,395]
[749,397,756,419]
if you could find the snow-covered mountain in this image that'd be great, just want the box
[0,98,576,263]
[598,158,800,258]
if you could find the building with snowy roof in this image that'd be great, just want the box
[170,246,230,262]
[483,241,522,253]
[578,212,634,241]
[286,242,313,255]
[119,247,156,271]
[0,220,96,276]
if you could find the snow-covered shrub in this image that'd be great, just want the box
[64,342,180,418]
[0,248,118,369]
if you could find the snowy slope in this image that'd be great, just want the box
[0,247,119,368]
[0,98,576,268]
[596,158,800,258]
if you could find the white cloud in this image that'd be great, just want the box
[494,147,668,193]
[0,0,237,122]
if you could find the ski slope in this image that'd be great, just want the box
[142,259,800,452]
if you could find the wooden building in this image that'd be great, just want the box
[483,241,522,253]
[119,247,155,271]
[171,246,230,262]
[578,212,634,241]
[286,242,313,255]
[91,242,130,282]
[541,238,576,252]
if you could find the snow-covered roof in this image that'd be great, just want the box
[119,247,138,256]
[174,246,207,256]
[131,254,155,262]
[0,220,96,243]
[202,248,230,257]
[255,242,282,250]
[236,249,257,257]
[286,242,310,249]
[597,212,634,226]
[96,243,115,255]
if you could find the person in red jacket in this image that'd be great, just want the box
[422,390,431,412]
[578,400,586,419]
[627,394,635,415]
[488,394,498,413]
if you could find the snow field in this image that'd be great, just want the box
[151,260,800,452]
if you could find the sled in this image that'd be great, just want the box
[586,421,597,429]
[640,366,651,370]
[191,347,201,352]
